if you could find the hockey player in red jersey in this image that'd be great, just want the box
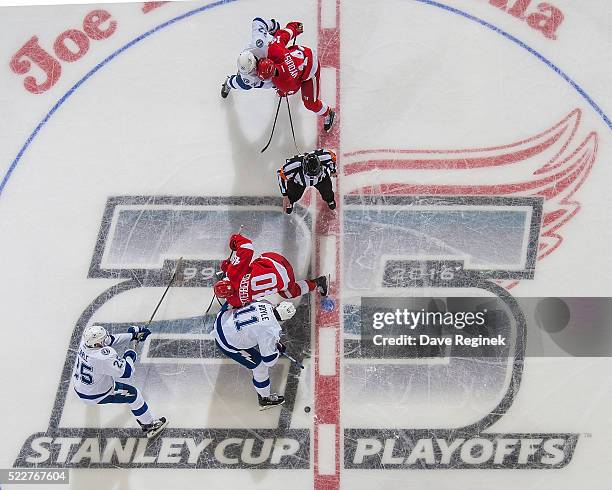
[257,21,335,131]
[221,19,335,132]
[213,233,328,308]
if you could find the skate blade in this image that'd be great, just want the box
[258,400,286,411]
[146,419,169,439]
[324,112,335,132]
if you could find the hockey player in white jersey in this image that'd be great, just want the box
[220,17,279,96]
[221,17,335,131]
[214,300,297,410]
[72,325,168,438]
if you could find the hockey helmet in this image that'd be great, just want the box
[83,324,108,348]
[214,279,235,299]
[303,153,322,177]
[274,301,296,322]
[237,50,257,75]
[256,58,276,80]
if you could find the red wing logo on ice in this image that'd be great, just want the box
[344,108,598,286]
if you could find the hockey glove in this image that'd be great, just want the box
[124,349,138,362]
[128,326,151,342]
[276,341,287,354]
[286,21,303,37]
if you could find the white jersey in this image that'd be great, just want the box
[72,333,135,400]
[238,17,277,89]
[214,301,282,366]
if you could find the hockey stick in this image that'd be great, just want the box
[204,287,220,315]
[281,351,304,370]
[204,225,244,315]
[133,257,183,348]
[260,30,298,154]
[147,257,183,325]
[285,96,300,153]
[260,96,283,153]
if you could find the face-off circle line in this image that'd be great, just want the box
[0,0,238,198]
[1,0,610,199]
[413,0,611,129]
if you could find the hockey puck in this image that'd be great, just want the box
[304,406,311,413]
[320,297,335,312]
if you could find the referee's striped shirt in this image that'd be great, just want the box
[277,149,337,196]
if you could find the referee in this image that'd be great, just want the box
[277,148,337,214]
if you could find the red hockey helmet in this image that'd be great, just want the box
[213,279,234,298]
[257,58,276,80]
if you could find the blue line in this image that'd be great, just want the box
[0,0,237,198]
[413,0,611,130]
[1,0,609,198]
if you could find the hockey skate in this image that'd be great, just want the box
[258,393,285,411]
[221,77,231,99]
[323,108,335,132]
[283,196,293,214]
[314,275,329,296]
[327,200,336,210]
[138,417,168,439]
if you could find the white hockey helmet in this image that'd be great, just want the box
[275,302,296,322]
[237,50,257,75]
[83,325,108,348]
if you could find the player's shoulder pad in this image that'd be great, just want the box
[92,346,117,359]
[254,299,274,312]
[313,148,331,156]
[318,148,336,162]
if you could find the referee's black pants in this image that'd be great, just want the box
[286,176,335,205]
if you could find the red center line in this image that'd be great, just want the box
[314,0,341,489]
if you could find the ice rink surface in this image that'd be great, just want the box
[0,0,611,489]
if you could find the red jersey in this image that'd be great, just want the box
[220,235,298,307]
[267,27,317,96]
